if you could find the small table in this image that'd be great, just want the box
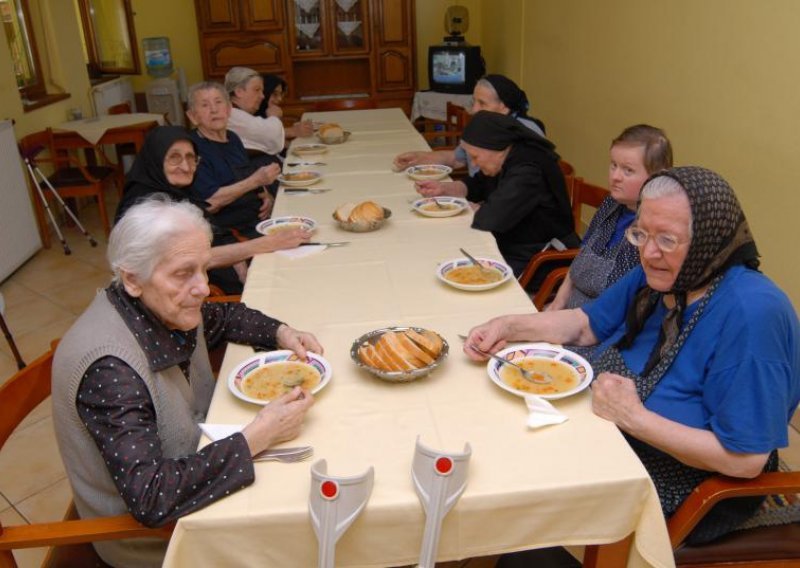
[54,113,165,150]
[411,90,473,122]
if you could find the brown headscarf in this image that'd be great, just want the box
[616,166,760,374]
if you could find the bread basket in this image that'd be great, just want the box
[350,327,449,382]
[332,202,392,232]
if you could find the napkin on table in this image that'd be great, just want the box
[199,423,244,441]
[276,244,327,259]
[525,395,568,429]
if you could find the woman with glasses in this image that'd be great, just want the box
[546,125,673,310]
[465,166,800,547]
[256,74,314,140]
[116,126,311,294]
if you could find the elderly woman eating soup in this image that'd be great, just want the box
[465,166,800,543]
[116,125,310,294]
[418,110,578,277]
[546,124,673,310]
[52,198,320,567]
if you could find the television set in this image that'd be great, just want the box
[428,45,484,94]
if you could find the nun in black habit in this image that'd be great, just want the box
[417,111,579,278]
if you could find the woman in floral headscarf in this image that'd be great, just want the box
[464,166,800,542]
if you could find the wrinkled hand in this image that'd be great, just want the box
[295,120,314,137]
[253,163,281,187]
[393,151,425,170]
[258,191,275,220]
[276,324,323,360]
[462,317,511,362]
[241,387,314,455]
[414,180,449,197]
[591,372,645,431]
[259,227,312,252]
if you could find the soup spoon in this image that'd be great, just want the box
[457,335,550,384]
[458,248,494,278]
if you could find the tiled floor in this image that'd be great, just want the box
[1,200,799,567]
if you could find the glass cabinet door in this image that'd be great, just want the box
[332,0,368,54]
[290,0,324,54]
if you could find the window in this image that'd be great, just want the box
[1,0,45,100]
[77,0,140,76]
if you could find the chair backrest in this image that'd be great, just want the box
[314,98,377,112]
[0,349,53,450]
[445,102,470,131]
[571,176,610,234]
[107,102,132,115]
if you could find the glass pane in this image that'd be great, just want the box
[87,0,134,69]
[333,0,365,51]
[0,0,38,89]
[293,0,322,52]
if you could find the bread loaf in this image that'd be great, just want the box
[319,123,345,141]
[349,201,384,223]
[358,329,443,372]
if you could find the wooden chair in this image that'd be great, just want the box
[0,348,173,568]
[517,176,609,308]
[19,129,118,245]
[107,102,137,190]
[669,471,800,566]
[313,98,377,112]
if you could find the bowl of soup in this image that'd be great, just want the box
[278,171,323,187]
[256,216,317,236]
[228,350,332,405]
[436,257,513,291]
[411,197,468,218]
[405,164,452,181]
[486,343,593,400]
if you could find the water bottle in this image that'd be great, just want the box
[143,37,173,78]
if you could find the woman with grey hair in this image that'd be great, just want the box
[224,66,285,158]
[465,166,800,548]
[52,198,321,567]
[186,81,280,237]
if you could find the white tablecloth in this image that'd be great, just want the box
[55,112,165,145]
[163,108,674,568]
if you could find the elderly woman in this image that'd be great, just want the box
[394,74,545,173]
[465,166,800,544]
[546,124,673,310]
[52,198,320,567]
[186,81,280,237]
[225,66,285,163]
[256,73,314,140]
[417,110,578,276]
[115,125,310,294]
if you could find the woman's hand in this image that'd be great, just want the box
[241,387,314,455]
[415,180,448,197]
[393,151,426,170]
[276,324,323,359]
[462,316,513,361]
[258,191,275,220]
[266,103,283,119]
[252,163,281,187]
[591,372,647,432]
[257,227,312,252]
[294,120,314,138]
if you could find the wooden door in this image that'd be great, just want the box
[371,0,414,91]
[195,0,241,32]
[241,0,284,31]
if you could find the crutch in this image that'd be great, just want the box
[20,147,98,255]
[0,293,25,370]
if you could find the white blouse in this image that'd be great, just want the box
[227,107,285,156]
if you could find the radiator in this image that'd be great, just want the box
[90,77,136,116]
[0,120,42,282]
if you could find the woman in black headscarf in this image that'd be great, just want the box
[416,110,578,276]
[116,126,311,294]
[465,166,800,544]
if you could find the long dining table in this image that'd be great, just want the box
[163,108,674,568]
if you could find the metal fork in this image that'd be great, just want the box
[252,445,314,463]
[457,334,546,383]
[286,162,327,166]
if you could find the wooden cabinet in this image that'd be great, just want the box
[194,0,415,115]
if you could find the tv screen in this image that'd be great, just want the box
[432,51,466,85]
[428,45,483,94]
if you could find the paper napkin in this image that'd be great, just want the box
[276,244,327,259]
[525,395,568,429]
[199,423,243,441]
